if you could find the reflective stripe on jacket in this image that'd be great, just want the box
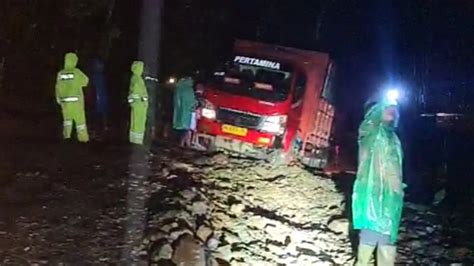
[61,96,80,103]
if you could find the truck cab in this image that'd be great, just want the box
[195,40,336,168]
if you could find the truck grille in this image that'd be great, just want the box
[217,108,262,129]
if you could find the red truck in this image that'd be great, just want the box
[195,40,336,168]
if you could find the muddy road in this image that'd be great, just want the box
[0,116,472,265]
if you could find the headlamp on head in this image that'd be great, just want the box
[385,89,400,105]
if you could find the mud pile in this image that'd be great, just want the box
[140,154,354,265]
[2,145,472,265]
[397,203,474,265]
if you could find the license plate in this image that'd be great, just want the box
[222,124,248,136]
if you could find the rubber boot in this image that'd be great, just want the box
[356,244,375,266]
[377,245,396,266]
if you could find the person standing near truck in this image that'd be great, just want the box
[55,52,90,142]
[173,75,197,147]
[127,61,148,145]
[353,99,405,266]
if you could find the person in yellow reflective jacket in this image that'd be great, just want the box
[55,52,90,142]
[128,61,148,145]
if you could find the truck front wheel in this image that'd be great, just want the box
[267,137,298,167]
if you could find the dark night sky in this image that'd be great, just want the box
[99,0,474,134]
[231,0,474,110]
[2,0,473,120]
[1,0,472,179]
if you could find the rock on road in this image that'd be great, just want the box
[0,121,472,265]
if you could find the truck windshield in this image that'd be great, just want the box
[212,56,293,102]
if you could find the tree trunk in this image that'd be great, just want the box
[138,0,163,144]
[315,6,326,43]
[0,57,4,94]
[121,2,162,264]
[102,0,116,59]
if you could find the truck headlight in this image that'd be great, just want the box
[202,108,216,120]
[201,100,216,120]
[260,115,287,134]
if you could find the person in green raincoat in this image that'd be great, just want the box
[173,76,197,147]
[128,61,148,145]
[352,100,405,266]
[55,52,90,142]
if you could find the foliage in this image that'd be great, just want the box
[64,0,112,20]
[1,0,117,107]
[161,0,232,76]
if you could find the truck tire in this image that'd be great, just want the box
[300,148,330,169]
[267,137,298,167]
[268,149,291,167]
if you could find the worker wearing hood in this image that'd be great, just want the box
[353,101,405,266]
[128,61,148,145]
[173,76,197,146]
[55,52,90,142]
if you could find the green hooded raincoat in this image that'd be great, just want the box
[352,102,405,244]
[55,52,89,142]
[173,77,197,130]
[128,61,148,145]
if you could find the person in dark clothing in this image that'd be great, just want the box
[89,58,109,131]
